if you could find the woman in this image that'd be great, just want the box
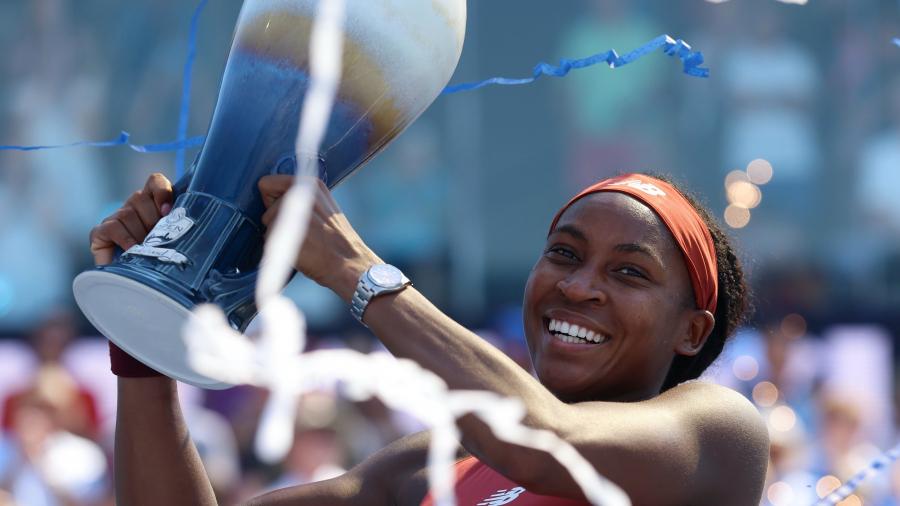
[89,172,768,506]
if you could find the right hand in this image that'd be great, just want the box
[90,173,174,266]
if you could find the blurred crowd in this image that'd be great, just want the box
[1,0,900,505]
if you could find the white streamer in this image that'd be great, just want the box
[184,0,631,504]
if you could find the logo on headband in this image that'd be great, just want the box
[608,179,666,197]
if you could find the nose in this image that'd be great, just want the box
[556,270,608,305]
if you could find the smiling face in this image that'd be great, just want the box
[523,192,711,403]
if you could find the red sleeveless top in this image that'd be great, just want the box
[419,456,589,505]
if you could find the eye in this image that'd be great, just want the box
[545,245,578,262]
[615,265,647,279]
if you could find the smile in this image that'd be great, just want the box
[548,318,609,345]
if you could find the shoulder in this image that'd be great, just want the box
[660,381,769,504]
[662,380,766,437]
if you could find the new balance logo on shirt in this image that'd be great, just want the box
[477,487,527,505]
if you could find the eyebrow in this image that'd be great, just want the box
[614,242,664,267]
[551,223,587,241]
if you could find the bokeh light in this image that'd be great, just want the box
[816,475,841,498]
[769,405,797,432]
[767,481,794,506]
[752,381,779,407]
[726,180,762,209]
[724,205,751,229]
[725,169,750,188]
[836,495,863,506]
[780,313,807,339]
[732,355,759,381]
[746,158,774,185]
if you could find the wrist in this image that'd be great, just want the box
[109,342,164,378]
[329,251,382,303]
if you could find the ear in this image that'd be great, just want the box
[673,309,715,357]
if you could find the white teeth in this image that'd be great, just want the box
[548,318,608,344]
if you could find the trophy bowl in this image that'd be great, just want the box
[73,0,467,388]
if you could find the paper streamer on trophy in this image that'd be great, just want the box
[814,444,900,506]
[181,1,628,505]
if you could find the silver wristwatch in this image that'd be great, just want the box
[350,264,411,324]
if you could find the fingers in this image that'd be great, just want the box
[259,177,340,230]
[261,198,282,228]
[88,172,173,266]
[143,172,174,216]
[258,175,295,208]
[89,219,138,266]
[126,190,161,234]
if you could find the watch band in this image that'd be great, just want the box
[350,264,411,325]
[350,282,376,322]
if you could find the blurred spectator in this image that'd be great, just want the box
[0,366,109,506]
[1,312,100,439]
[266,392,348,491]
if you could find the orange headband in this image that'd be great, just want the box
[549,174,718,314]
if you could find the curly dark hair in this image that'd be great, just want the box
[646,174,752,392]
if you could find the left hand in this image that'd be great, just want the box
[258,175,381,301]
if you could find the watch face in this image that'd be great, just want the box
[368,264,403,288]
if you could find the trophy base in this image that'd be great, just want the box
[73,271,233,390]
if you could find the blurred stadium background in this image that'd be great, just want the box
[1,0,899,504]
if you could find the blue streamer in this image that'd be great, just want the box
[0,132,131,152]
[815,444,900,505]
[441,34,708,95]
[0,131,204,153]
[2,24,708,153]
[175,0,209,178]
[893,38,900,47]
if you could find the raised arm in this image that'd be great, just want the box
[264,176,768,505]
[114,377,217,505]
[89,174,217,505]
[92,174,428,506]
